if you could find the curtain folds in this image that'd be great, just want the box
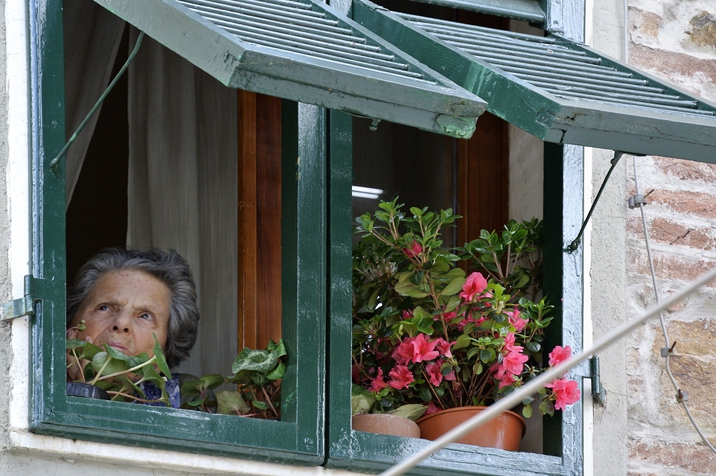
[64,0,126,206]
[127,31,239,377]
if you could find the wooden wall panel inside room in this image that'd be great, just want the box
[237,91,283,351]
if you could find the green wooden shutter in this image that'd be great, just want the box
[93,0,487,138]
[354,0,716,163]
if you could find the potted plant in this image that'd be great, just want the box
[181,339,287,419]
[66,321,172,406]
[351,199,580,451]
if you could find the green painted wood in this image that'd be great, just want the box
[30,0,325,462]
[406,0,545,23]
[92,0,487,138]
[354,0,716,164]
[325,112,571,476]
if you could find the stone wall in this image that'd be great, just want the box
[622,1,716,475]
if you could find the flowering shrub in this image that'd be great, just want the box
[352,199,580,418]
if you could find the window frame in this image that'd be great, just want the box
[29,0,326,463]
[326,111,585,475]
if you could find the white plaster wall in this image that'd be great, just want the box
[588,1,631,475]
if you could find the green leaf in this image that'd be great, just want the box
[252,400,269,410]
[444,295,461,313]
[180,378,202,397]
[232,348,278,374]
[200,374,226,389]
[152,334,172,377]
[388,404,428,421]
[266,362,286,381]
[394,281,429,299]
[522,403,533,418]
[216,390,251,415]
[453,333,472,350]
[267,339,288,358]
[91,352,128,376]
[479,348,496,364]
[441,276,466,297]
[526,341,541,352]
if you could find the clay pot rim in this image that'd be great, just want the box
[416,405,526,437]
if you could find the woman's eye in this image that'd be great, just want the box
[98,304,110,311]
[139,313,153,320]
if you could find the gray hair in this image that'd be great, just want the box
[67,248,200,368]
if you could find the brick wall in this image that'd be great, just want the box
[623,2,716,474]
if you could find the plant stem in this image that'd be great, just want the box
[95,355,157,382]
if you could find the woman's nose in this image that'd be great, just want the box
[111,311,132,333]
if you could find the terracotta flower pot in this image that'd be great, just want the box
[352,413,421,438]
[416,406,525,451]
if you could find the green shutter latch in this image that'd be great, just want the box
[1,275,41,321]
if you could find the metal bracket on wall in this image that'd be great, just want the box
[589,356,607,405]
[1,275,42,321]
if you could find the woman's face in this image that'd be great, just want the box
[69,269,171,357]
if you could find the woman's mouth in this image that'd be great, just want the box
[106,342,130,353]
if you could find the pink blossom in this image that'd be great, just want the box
[388,365,414,389]
[459,272,488,302]
[403,241,422,258]
[402,309,413,320]
[433,338,453,358]
[496,370,518,389]
[545,378,581,410]
[425,361,444,386]
[368,368,388,392]
[425,401,441,416]
[548,345,572,367]
[506,308,528,331]
[392,339,414,365]
[410,334,439,363]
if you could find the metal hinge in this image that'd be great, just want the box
[1,275,42,321]
[589,356,607,405]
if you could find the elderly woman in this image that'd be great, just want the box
[66,248,200,408]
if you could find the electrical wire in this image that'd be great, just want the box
[631,156,716,454]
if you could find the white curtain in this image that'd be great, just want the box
[126,31,238,377]
[64,0,126,206]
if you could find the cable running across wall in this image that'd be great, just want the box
[631,156,716,454]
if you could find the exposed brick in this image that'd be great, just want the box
[628,216,716,249]
[628,250,716,286]
[629,43,716,91]
[688,11,716,50]
[629,439,716,475]
[647,189,716,221]
[629,8,662,41]
[654,156,716,184]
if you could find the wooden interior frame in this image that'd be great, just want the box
[237,90,283,350]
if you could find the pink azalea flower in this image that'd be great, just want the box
[433,338,453,358]
[496,370,518,389]
[545,378,581,410]
[425,401,441,416]
[425,361,444,386]
[459,272,488,302]
[403,241,422,258]
[388,365,415,389]
[410,334,439,363]
[368,368,388,392]
[501,349,529,376]
[548,345,572,367]
[392,339,414,365]
[402,309,413,320]
[506,308,528,331]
